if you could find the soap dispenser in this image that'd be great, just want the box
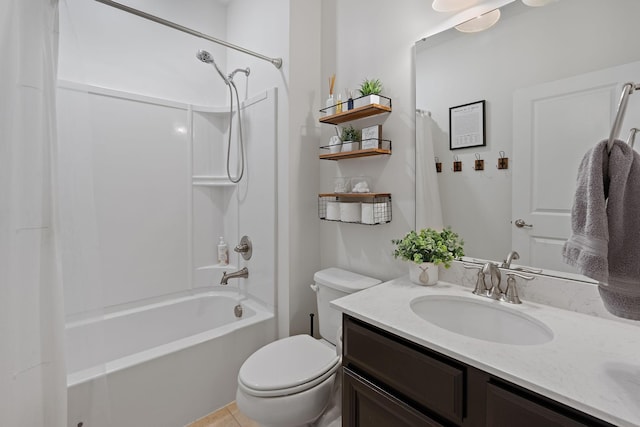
[218,237,229,266]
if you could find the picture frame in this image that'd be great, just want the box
[361,125,382,150]
[449,100,486,150]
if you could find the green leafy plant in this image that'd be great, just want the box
[341,125,361,142]
[392,228,464,268]
[358,78,383,96]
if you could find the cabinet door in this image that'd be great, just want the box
[343,368,444,427]
[486,383,594,427]
[343,316,465,423]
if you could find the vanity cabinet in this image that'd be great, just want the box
[342,315,615,427]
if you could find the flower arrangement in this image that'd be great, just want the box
[392,228,464,268]
[358,78,383,96]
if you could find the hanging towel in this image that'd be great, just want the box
[563,139,640,320]
[562,140,610,282]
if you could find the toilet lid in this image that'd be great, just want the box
[238,335,340,394]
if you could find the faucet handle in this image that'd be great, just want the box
[234,235,252,260]
[499,273,534,304]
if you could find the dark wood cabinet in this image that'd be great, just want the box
[343,368,444,427]
[342,315,614,427]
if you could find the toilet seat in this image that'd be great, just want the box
[238,335,340,398]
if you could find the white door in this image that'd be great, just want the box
[512,61,640,274]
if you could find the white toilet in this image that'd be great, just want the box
[236,268,381,427]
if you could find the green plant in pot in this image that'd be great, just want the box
[358,78,384,107]
[340,125,361,152]
[392,228,464,285]
[359,78,383,96]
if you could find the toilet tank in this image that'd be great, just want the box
[312,268,381,345]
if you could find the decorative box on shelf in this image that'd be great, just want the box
[318,193,392,225]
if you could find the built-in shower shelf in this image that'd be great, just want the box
[192,175,237,187]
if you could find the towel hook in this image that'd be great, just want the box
[627,128,639,148]
[608,82,639,152]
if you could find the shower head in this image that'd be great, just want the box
[196,49,214,63]
[196,49,229,85]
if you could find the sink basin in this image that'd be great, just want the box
[410,295,553,345]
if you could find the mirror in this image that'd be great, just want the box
[415,0,640,281]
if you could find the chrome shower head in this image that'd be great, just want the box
[196,49,229,85]
[196,49,214,64]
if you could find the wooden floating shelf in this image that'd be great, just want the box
[319,104,391,125]
[319,148,391,160]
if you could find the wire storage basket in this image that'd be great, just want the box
[318,193,392,225]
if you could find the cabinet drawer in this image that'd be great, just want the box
[343,316,465,423]
[343,367,444,427]
[486,383,608,427]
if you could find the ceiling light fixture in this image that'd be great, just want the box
[454,8,501,33]
[522,0,556,6]
[432,0,477,13]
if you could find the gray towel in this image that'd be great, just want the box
[563,139,640,320]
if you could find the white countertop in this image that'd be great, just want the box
[331,277,640,427]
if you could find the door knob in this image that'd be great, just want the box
[514,219,533,228]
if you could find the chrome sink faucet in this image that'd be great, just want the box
[465,262,501,298]
[500,250,520,268]
[220,267,249,285]
[464,262,535,304]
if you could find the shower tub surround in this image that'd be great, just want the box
[57,82,277,426]
[66,290,274,427]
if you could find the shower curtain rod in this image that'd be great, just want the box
[94,0,283,69]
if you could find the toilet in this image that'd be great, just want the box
[236,268,381,427]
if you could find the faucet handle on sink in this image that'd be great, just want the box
[500,272,534,304]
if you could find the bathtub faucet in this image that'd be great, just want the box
[220,267,249,285]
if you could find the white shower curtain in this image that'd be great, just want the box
[0,1,67,426]
[416,111,444,230]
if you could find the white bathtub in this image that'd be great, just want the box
[66,290,275,427]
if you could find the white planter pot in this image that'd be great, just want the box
[355,94,381,108]
[341,141,358,152]
[409,262,439,286]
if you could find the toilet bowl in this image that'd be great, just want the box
[236,268,381,427]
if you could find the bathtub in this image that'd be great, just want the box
[66,290,275,427]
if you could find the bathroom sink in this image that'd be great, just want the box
[410,295,553,345]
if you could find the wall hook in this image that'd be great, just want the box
[474,153,484,171]
[452,155,462,172]
[435,157,442,173]
[497,150,509,170]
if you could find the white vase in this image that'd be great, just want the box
[409,262,438,286]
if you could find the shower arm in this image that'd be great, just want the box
[94,0,283,70]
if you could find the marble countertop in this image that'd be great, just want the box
[331,277,640,427]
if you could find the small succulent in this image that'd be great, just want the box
[359,78,383,96]
[341,125,361,142]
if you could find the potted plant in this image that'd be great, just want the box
[341,125,361,152]
[358,78,383,107]
[392,228,464,285]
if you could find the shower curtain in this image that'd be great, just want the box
[416,111,444,230]
[0,1,67,426]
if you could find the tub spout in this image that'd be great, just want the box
[220,267,249,285]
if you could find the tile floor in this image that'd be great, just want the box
[188,402,261,427]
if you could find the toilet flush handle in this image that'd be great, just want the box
[310,283,319,292]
